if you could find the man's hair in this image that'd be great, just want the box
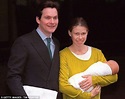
[36,0,60,19]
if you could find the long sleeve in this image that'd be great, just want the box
[59,54,91,99]
[92,74,118,87]
[59,48,92,99]
[91,48,118,87]
[59,47,118,99]
[7,37,28,96]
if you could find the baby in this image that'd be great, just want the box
[68,60,119,92]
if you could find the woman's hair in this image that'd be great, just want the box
[68,17,89,32]
[36,0,60,19]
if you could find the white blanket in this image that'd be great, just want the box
[68,61,112,92]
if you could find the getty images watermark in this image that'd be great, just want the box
[0,96,40,99]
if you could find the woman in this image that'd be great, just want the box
[59,17,118,99]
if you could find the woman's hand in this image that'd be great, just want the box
[91,85,101,98]
[79,75,92,91]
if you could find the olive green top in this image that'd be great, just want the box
[59,47,118,99]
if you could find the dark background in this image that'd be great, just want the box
[0,0,125,98]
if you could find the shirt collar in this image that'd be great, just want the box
[36,27,52,41]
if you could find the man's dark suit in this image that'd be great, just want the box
[7,30,60,98]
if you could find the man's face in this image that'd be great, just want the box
[36,8,59,37]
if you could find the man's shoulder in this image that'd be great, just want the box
[20,29,36,38]
[16,30,37,40]
[13,30,37,44]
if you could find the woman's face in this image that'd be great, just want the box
[69,25,88,47]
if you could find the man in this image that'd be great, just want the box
[7,0,61,99]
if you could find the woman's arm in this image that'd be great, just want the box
[59,53,92,99]
[92,74,118,87]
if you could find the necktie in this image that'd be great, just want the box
[46,38,52,59]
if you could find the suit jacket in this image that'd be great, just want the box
[7,30,61,98]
